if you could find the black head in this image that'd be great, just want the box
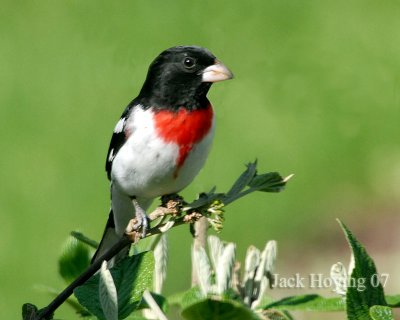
[136,45,233,111]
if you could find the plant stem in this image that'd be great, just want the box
[36,236,131,320]
[35,210,189,320]
[191,217,209,286]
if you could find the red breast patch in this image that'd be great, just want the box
[154,104,213,171]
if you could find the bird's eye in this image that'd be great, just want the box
[183,57,196,69]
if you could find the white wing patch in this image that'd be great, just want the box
[114,118,126,133]
[108,148,115,162]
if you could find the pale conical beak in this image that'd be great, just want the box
[202,60,234,83]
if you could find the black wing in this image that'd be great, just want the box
[105,103,135,180]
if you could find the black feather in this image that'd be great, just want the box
[90,209,116,264]
[105,46,216,179]
[105,103,134,180]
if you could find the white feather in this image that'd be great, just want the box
[113,118,125,133]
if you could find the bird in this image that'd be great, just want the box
[92,45,233,264]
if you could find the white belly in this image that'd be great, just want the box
[111,107,215,198]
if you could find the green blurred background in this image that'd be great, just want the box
[1,0,400,319]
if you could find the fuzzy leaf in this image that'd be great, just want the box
[141,290,168,320]
[59,236,91,284]
[208,235,224,272]
[182,298,261,320]
[251,277,269,310]
[330,262,348,296]
[369,305,394,320]
[99,261,118,320]
[264,240,277,274]
[153,234,168,294]
[338,220,387,320]
[261,294,346,311]
[74,251,154,320]
[254,240,277,286]
[254,240,277,296]
[243,246,260,305]
[216,243,236,295]
[192,246,212,297]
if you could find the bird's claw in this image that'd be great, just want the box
[130,215,150,238]
[129,198,150,238]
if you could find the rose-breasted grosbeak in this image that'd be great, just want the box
[92,45,233,264]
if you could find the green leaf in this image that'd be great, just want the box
[261,294,345,312]
[167,290,187,307]
[338,220,387,320]
[125,314,149,320]
[369,305,394,320]
[181,298,261,320]
[385,295,400,307]
[264,309,294,320]
[74,251,154,320]
[59,236,91,283]
[184,162,291,212]
[22,303,39,320]
[99,261,118,320]
[136,291,168,313]
[180,287,205,309]
[248,172,288,193]
[184,189,222,210]
[226,161,257,197]
[71,231,99,249]
[222,167,291,206]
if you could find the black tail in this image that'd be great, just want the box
[91,210,129,265]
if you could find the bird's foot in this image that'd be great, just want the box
[126,198,150,239]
